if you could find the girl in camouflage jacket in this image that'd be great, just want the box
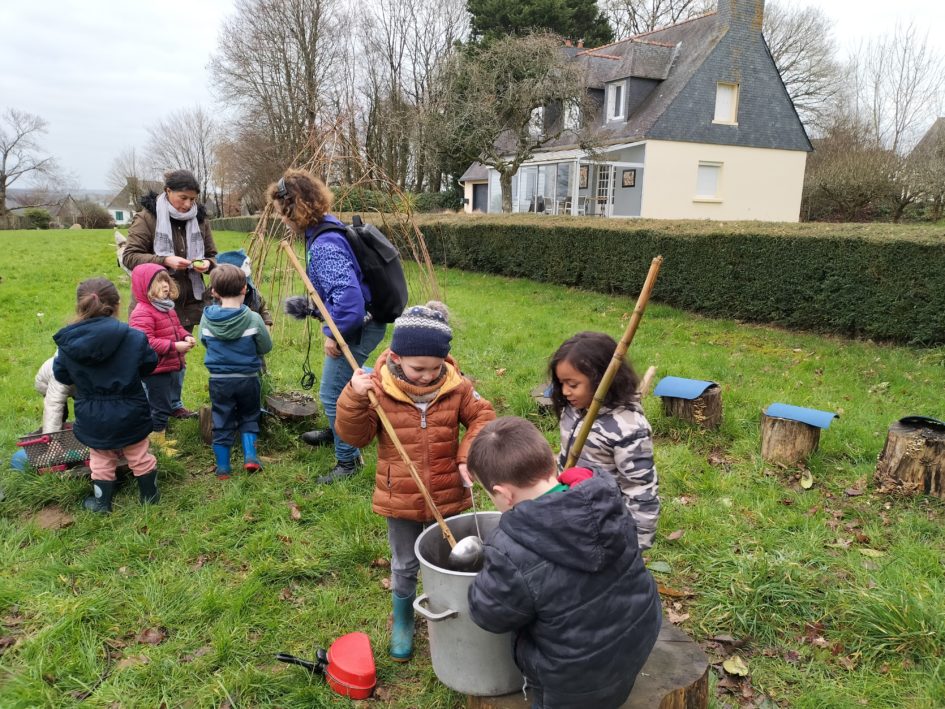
[549,331,660,550]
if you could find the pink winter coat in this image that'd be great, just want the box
[129,263,190,375]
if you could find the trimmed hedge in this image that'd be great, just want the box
[416,218,945,345]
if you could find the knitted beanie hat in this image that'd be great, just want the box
[390,301,452,358]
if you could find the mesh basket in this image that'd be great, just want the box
[16,429,90,471]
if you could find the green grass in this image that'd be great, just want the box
[1,228,944,707]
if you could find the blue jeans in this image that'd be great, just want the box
[319,320,387,462]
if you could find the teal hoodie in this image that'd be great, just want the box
[199,304,272,375]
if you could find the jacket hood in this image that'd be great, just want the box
[498,473,633,574]
[130,262,168,304]
[53,317,128,365]
[373,349,463,403]
[139,191,207,223]
[201,304,253,340]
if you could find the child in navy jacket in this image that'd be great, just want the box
[199,264,273,479]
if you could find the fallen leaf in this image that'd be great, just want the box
[380,577,392,590]
[666,529,685,541]
[707,449,734,468]
[287,502,302,521]
[810,636,830,649]
[647,561,672,574]
[674,495,694,505]
[0,636,16,654]
[722,655,749,676]
[854,533,871,544]
[839,656,857,671]
[859,548,886,558]
[191,555,210,570]
[280,587,294,601]
[657,584,694,598]
[371,558,391,569]
[494,368,507,377]
[844,487,864,497]
[667,609,690,624]
[116,655,150,670]
[136,627,167,645]
[800,470,814,489]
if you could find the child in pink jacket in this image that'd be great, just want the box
[129,263,196,454]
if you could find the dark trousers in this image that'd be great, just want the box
[143,372,178,432]
[209,376,261,447]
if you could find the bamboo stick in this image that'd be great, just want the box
[564,256,663,469]
[280,240,458,548]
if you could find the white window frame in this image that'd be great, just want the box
[713,82,739,125]
[606,81,625,121]
[694,161,723,202]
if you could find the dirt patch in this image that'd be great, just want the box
[31,505,75,530]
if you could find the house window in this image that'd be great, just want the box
[607,82,625,121]
[115,210,123,221]
[695,162,722,200]
[714,82,739,124]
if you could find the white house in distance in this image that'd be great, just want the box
[460,0,812,222]
[107,179,163,226]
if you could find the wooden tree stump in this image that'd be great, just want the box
[466,623,708,709]
[662,384,723,430]
[199,405,213,445]
[875,419,945,499]
[760,413,820,465]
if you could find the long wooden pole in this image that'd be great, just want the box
[281,240,458,548]
[564,256,663,469]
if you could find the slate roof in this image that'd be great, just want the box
[912,117,945,155]
[459,162,489,183]
[107,180,163,210]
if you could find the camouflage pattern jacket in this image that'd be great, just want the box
[558,402,660,549]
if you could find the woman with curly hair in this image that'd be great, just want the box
[268,169,387,483]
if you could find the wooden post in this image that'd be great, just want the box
[661,384,722,430]
[875,420,945,499]
[760,413,820,465]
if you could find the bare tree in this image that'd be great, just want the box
[0,108,58,215]
[602,0,712,39]
[145,107,219,210]
[106,147,155,208]
[763,2,841,130]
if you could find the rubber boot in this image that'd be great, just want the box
[213,444,232,480]
[150,430,178,456]
[390,592,416,662]
[242,432,261,472]
[316,457,363,485]
[83,479,115,514]
[136,469,160,504]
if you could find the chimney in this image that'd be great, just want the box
[577,39,584,48]
[717,0,765,33]
[564,39,573,47]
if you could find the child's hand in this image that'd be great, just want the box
[184,335,196,346]
[350,369,375,396]
[458,463,472,487]
[175,339,195,353]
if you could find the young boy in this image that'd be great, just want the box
[335,301,495,661]
[466,417,662,709]
[198,264,273,479]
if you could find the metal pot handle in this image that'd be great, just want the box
[413,593,458,622]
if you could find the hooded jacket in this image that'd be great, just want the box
[199,304,273,375]
[335,350,496,522]
[129,263,190,375]
[468,471,661,709]
[34,354,75,433]
[52,317,158,450]
[122,192,217,329]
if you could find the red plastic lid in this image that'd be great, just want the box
[326,632,376,691]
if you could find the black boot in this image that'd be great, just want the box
[301,429,334,447]
[136,470,160,504]
[316,457,363,484]
[83,479,116,514]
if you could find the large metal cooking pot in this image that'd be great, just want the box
[414,512,523,696]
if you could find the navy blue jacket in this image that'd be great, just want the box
[53,316,158,449]
[468,472,661,709]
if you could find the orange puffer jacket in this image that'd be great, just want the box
[335,350,496,522]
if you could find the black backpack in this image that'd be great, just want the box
[309,215,408,324]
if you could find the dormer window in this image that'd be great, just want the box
[714,82,739,124]
[607,81,625,121]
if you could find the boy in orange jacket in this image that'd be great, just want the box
[335,301,495,661]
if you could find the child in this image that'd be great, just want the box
[335,301,495,661]
[199,264,273,479]
[52,278,160,513]
[35,353,75,433]
[215,250,273,328]
[466,417,661,709]
[129,264,197,456]
[550,331,660,550]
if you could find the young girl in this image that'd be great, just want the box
[52,278,161,513]
[549,331,660,550]
[129,263,197,455]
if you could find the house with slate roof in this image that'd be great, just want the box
[107,179,164,225]
[459,0,812,221]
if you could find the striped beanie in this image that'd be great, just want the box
[390,301,452,358]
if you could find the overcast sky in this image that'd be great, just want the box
[1,0,943,191]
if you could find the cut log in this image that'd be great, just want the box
[466,623,708,709]
[760,413,820,465]
[199,405,213,445]
[265,392,318,420]
[875,420,945,499]
[662,384,723,430]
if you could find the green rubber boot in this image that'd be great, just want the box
[390,592,416,662]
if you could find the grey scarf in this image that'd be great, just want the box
[154,192,205,299]
[151,297,175,313]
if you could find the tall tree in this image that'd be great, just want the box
[0,108,57,215]
[145,108,219,212]
[429,32,595,212]
[467,0,613,46]
[106,147,154,209]
[601,0,711,39]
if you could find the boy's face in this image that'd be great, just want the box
[555,359,594,410]
[391,354,445,386]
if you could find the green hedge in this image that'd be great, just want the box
[211,216,261,233]
[417,219,945,345]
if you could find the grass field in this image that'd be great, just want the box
[1,228,943,708]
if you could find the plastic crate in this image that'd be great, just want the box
[16,428,90,473]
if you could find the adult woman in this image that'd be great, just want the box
[122,169,217,419]
[268,168,387,483]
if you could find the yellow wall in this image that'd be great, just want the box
[641,140,808,222]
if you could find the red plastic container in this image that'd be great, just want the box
[325,632,376,699]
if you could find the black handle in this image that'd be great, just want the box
[276,652,326,675]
